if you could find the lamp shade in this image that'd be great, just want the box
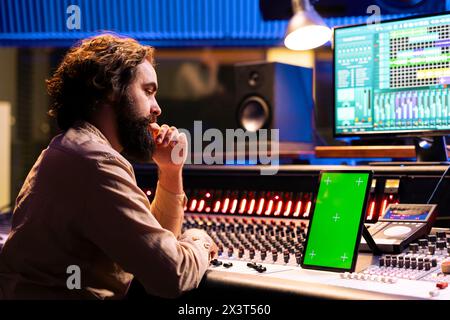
[284,8,331,50]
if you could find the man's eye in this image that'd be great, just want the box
[145,89,154,96]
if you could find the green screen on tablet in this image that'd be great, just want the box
[301,171,372,272]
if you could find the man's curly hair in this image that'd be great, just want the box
[46,33,154,130]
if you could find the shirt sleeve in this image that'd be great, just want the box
[150,182,187,238]
[81,156,214,298]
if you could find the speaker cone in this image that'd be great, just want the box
[238,96,270,132]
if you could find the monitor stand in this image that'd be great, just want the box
[370,136,450,166]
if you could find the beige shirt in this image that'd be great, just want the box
[0,121,214,300]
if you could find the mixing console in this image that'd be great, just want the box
[184,215,307,266]
[133,164,450,299]
[183,213,450,299]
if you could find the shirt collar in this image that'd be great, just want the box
[72,120,113,148]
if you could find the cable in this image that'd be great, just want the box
[427,165,450,204]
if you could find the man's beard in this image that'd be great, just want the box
[116,95,156,163]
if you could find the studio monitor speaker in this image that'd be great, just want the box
[234,61,314,143]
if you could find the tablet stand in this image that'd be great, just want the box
[362,225,382,256]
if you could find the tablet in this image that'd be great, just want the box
[301,171,372,272]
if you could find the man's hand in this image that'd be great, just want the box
[208,241,219,261]
[150,123,188,194]
[150,123,188,171]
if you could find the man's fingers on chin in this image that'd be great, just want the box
[149,122,160,129]
[156,126,170,143]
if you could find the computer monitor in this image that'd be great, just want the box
[333,12,450,162]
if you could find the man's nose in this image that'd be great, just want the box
[151,100,161,117]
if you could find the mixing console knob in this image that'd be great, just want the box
[385,256,391,267]
[418,261,424,270]
[411,258,417,269]
[295,252,302,265]
[428,234,437,243]
[272,248,278,262]
[447,237,450,245]
[398,258,404,268]
[428,244,436,255]
[436,231,447,239]
[238,247,244,258]
[436,240,446,250]
[261,249,267,261]
[418,239,428,248]
[283,250,290,263]
[425,262,431,271]
[404,257,411,269]
[432,258,438,267]
[379,257,385,267]
[295,244,304,253]
[409,243,419,254]
[391,256,397,267]
[227,246,234,257]
[249,248,255,260]
[218,245,223,256]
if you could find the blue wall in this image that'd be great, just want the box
[0,0,418,47]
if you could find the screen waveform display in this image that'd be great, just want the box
[334,13,450,135]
